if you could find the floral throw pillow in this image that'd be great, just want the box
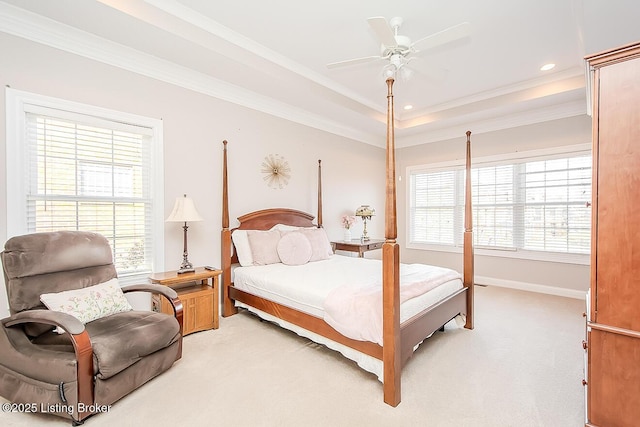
[40,278,133,333]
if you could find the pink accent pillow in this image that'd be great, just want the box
[300,228,333,262]
[247,230,282,265]
[277,232,312,266]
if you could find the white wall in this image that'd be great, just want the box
[0,33,386,316]
[397,115,593,297]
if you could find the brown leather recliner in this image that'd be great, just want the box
[0,231,183,425]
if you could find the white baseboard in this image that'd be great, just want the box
[475,275,587,300]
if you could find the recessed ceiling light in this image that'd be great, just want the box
[540,63,555,71]
[403,104,413,110]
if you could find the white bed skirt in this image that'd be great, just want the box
[235,301,464,382]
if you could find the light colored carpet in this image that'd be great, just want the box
[0,286,586,427]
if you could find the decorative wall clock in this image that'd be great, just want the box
[261,154,291,189]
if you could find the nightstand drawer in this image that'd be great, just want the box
[365,241,383,251]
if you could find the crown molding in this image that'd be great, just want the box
[140,0,382,112]
[404,67,585,120]
[0,2,379,146]
[397,98,587,148]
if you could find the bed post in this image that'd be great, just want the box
[317,160,323,228]
[464,131,474,329]
[382,77,401,407]
[221,140,237,317]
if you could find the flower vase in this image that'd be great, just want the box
[343,228,352,241]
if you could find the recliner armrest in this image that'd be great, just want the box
[2,309,85,335]
[121,283,178,300]
[2,309,95,413]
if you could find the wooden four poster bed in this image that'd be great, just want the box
[221,78,474,407]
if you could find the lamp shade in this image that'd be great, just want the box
[166,194,203,222]
[355,205,375,217]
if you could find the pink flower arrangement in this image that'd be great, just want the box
[341,215,357,229]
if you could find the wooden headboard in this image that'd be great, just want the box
[235,209,316,231]
[227,208,317,265]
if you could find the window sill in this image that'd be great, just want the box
[406,242,590,265]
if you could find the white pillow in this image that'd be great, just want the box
[247,230,282,265]
[233,225,317,266]
[231,230,254,266]
[40,278,133,333]
[300,228,333,262]
[271,224,315,232]
[277,232,312,265]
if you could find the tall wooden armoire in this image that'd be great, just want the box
[584,41,640,427]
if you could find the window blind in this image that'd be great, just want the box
[25,112,154,277]
[410,170,456,245]
[519,156,591,254]
[409,151,591,261]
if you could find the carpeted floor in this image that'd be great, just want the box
[0,285,586,427]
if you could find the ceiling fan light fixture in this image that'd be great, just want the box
[389,53,404,68]
[399,66,413,81]
[383,63,397,79]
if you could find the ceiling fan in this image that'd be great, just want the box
[327,16,471,80]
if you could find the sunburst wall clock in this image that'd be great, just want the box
[261,154,291,189]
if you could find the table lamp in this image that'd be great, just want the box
[355,205,375,241]
[166,194,203,273]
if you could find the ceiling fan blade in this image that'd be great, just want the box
[412,22,471,52]
[326,55,382,69]
[367,16,398,48]
[408,58,449,82]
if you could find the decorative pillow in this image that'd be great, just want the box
[231,230,254,266]
[271,224,315,232]
[40,278,133,333]
[277,232,312,266]
[247,230,282,265]
[300,228,333,262]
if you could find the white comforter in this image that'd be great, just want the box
[233,255,462,345]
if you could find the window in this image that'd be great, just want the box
[411,170,456,245]
[6,89,164,283]
[408,146,591,264]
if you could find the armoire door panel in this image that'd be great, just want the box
[594,58,640,331]
[588,329,640,427]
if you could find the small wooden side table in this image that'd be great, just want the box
[331,238,385,258]
[150,267,221,336]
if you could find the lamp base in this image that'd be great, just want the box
[362,218,370,241]
[177,267,195,274]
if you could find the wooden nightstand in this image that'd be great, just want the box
[150,267,221,336]
[331,238,385,258]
